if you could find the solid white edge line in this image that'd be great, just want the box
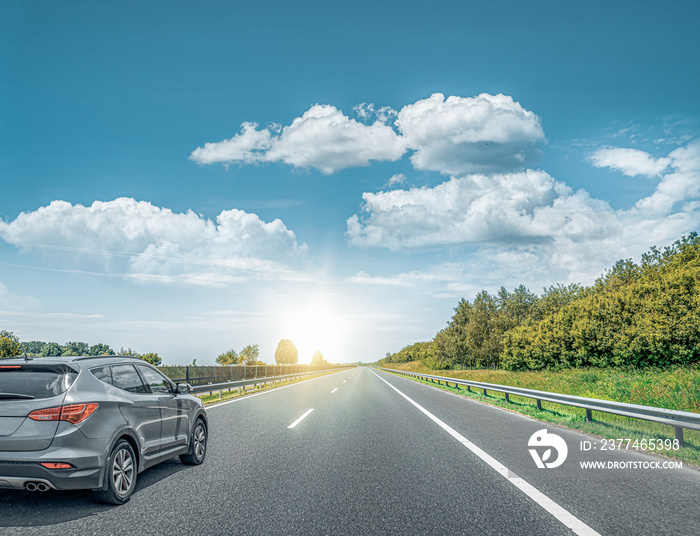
[369,369,600,536]
[288,408,314,429]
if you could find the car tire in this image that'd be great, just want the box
[93,439,138,505]
[180,420,207,465]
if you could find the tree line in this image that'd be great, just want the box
[216,340,327,366]
[0,334,162,365]
[1,331,331,368]
[381,233,700,371]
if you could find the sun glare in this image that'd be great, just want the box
[282,298,346,363]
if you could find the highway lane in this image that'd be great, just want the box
[1,367,698,535]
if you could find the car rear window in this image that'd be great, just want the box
[0,366,78,399]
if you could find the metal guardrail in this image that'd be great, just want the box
[187,368,346,399]
[380,367,700,446]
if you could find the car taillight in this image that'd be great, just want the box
[41,462,74,469]
[28,403,99,424]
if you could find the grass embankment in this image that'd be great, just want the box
[382,361,700,467]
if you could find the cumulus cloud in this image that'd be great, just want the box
[347,170,619,250]
[188,122,273,166]
[628,140,700,216]
[589,146,671,177]
[190,104,407,174]
[0,198,308,285]
[395,93,545,175]
[191,93,544,176]
[347,139,700,286]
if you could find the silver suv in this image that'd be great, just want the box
[0,355,207,504]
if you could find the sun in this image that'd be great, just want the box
[282,298,345,363]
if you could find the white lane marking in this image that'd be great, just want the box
[370,369,600,536]
[288,408,314,429]
[206,371,345,410]
[331,388,338,393]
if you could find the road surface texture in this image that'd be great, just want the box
[1,367,699,535]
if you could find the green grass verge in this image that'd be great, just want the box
[383,364,700,468]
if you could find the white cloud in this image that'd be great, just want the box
[0,283,42,312]
[384,173,407,188]
[0,198,308,285]
[627,139,700,218]
[589,146,671,177]
[395,93,545,175]
[347,170,618,250]
[190,104,407,174]
[191,93,544,176]
[348,139,700,287]
[188,122,273,166]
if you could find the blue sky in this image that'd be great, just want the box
[1,1,699,364]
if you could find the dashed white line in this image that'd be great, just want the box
[288,408,314,429]
[369,369,600,536]
[343,380,346,383]
[331,388,338,393]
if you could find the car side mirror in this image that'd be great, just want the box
[177,383,192,395]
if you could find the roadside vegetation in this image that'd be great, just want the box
[380,233,700,372]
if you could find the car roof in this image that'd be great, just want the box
[0,355,146,367]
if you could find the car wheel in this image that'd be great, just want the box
[180,420,207,465]
[93,439,138,505]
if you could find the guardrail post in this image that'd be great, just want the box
[536,399,542,411]
[585,409,593,422]
[504,393,510,403]
[467,385,471,392]
[675,426,685,446]
[483,388,488,396]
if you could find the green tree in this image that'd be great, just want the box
[239,344,260,365]
[88,343,114,356]
[275,339,298,364]
[41,342,63,357]
[23,341,46,356]
[63,341,90,356]
[0,330,23,358]
[138,352,162,366]
[215,349,240,365]
[311,350,326,366]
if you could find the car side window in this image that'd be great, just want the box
[90,366,113,385]
[136,365,174,394]
[111,364,148,394]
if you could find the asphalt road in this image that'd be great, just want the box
[1,367,699,535]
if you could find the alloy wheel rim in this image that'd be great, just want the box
[194,425,206,460]
[112,448,134,496]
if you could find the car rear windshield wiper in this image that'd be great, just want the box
[0,393,36,399]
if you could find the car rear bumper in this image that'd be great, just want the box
[0,434,111,491]
[0,462,104,490]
